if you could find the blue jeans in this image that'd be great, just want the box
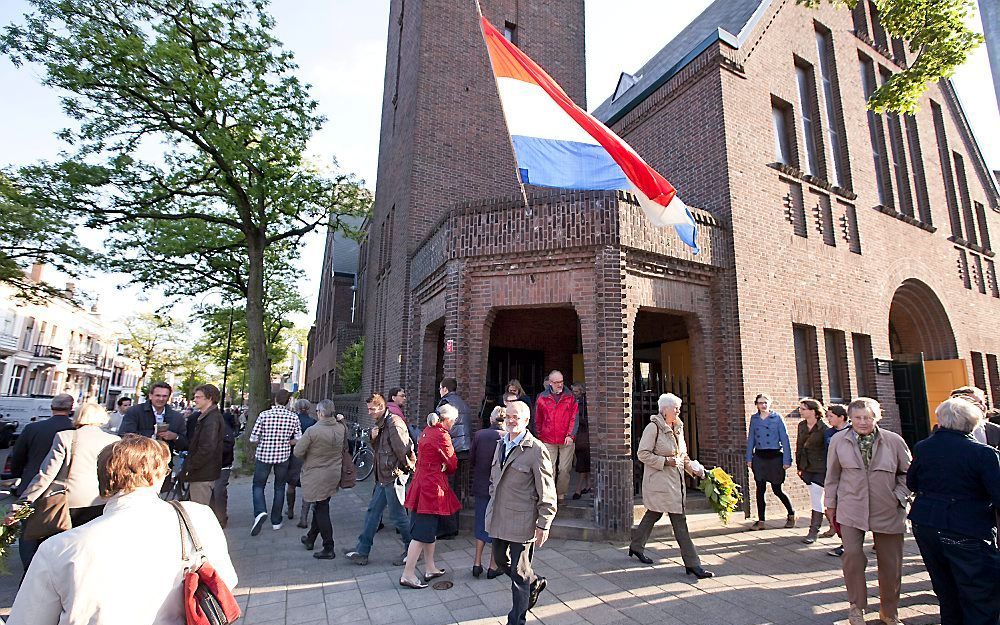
[252,459,290,525]
[913,523,1000,625]
[355,476,410,556]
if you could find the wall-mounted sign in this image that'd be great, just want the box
[874,358,893,375]
[445,339,454,353]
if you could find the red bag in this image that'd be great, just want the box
[170,501,241,625]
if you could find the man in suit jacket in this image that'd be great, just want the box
[486,401,557,625]
[8,393,76,576]
[118,382,186,447]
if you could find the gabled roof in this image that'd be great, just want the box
[592,0,770,126]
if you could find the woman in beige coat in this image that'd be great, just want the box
[294,399,347,560]
[825,397,911,625]
[628,393,713,579]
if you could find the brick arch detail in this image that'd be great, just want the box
[888,278,958,360]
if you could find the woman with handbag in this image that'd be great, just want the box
[293,399,347,560]
[7,403,120,564]
[7,434,238,625]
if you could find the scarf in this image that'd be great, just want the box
[857,430,876,468]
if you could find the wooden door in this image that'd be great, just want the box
[924,359,968,428]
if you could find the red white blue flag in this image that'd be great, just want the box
[479,16,699,252]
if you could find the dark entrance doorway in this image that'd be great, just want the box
[631,309,696,493]
[891,356,929,446]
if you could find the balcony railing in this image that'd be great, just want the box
[0,334,17,353]
[69,351,99,366]
[33,344,64,360]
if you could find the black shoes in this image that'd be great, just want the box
[472,565,483,578]
[313,546,336,560]
[528,577,547,609]
[391,553,407,567]
[685,566,715,579]
[486,568,500,579]
[628,549,654,564]
[301,535,315,551]
[250,512,267,537]
[828,545,845,557]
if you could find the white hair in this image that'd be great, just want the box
[658,393,682,410]
[507,401,530,421]
[429,403,459,426]
[935,397,983,433]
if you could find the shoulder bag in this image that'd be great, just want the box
[339,422,357,489]
[22,432,77,541]
[169,501,241,625]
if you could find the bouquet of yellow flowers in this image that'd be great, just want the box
[0,504,34,574]
[698,467,743,525]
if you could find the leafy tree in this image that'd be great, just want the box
[120,312,186,398]
[176,352,211,401]
[338,337,364,395]
[0,175,95,302]
[799,0,983,113]
[0,0,371,430]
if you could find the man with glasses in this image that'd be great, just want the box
[533,370,579,501]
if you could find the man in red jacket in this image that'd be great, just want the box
[533,370,579,501]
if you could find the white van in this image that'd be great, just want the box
[0,395,55,438]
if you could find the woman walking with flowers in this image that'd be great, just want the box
[628,393,714,579]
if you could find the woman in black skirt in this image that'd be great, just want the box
[745,394,796,530]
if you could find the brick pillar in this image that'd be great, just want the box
[587,246,633,537]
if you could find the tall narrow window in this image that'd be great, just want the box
[931,101,962,238]
[852,333,875,398]
[987,354,1000,406]
[825,329,849,402]
[880,67,913,216]
[868,0,889,50]
[972,352,987,394]
[953,152,979,246]
[796,61,823,177]
[772,97,795,166]
[503,21,517,45]
[904,116,932,224]
[891,38,907,65]
[815,26,849,188]
[860,55,892,207]
[975,201,992,251]
[794,325,819,399]
[851,1,869,37]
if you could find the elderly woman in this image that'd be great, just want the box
[629,393,713,579]
[7,435,236,625]
[908,397,1000,625]
[795,398,829,544]
[294,399,346,560]
[746,393,796,530]
[400,404,462,589]
[470,406,505,579]
[825,398,911,625]
[287,398,317,527]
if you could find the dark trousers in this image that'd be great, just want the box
[252,459,290,525]
[755,480,794,520]
[629,510,701,568]
[306,497,334,549]
[211,468,231,527]
[493,539,536,625]
[913,523,1000,625]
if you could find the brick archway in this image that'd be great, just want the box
[888,278,958,360]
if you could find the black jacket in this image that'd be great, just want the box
[119,402,187,449]
[436,392,470,453]
[9,415,74,496]
[182,407,226,483]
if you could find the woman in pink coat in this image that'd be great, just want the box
[399,404,461,589]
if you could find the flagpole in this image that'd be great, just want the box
[475,0,534,216]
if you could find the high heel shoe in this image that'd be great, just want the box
[685,566,714,579]
[628,549,654,564]
[472,565,483,578]
[486,568,500,579]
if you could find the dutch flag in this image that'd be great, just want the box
[480,16,699,253]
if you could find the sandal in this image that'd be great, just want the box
[400,577,428,589]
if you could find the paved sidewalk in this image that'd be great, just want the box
[0,475,939,625]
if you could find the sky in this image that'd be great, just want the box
[1,0,998,329]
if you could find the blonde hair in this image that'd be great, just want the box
[75,403,111,428]
[98,434,171,497]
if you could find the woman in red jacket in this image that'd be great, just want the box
[400,404,462,589]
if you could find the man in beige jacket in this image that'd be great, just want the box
[825,397,911,625]
[486,401,557,625]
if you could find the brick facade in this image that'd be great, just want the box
[310,0,1000,536]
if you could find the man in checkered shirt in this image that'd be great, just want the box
[249,388,303,536]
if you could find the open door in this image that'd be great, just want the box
[892,356,929,448]
[924,359,968,428]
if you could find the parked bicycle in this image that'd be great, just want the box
[347,421,375,482]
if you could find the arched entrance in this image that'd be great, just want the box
[888,279,965,446]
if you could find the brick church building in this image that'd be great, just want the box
[306,0,1000,537]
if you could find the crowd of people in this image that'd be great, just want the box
[1,372,998,625]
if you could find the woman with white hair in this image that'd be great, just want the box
[8,404,120,538]
[628,393,713,578]
[825,397,911,625]
[399,404,462,588]
[907,397,1000,625]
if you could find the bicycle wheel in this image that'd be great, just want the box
[354,447,375,481]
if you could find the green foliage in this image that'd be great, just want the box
[120,312,187,396]
[338,337,364,395]
[798,0,983,113]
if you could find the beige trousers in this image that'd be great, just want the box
[840,525,903,621]
[543,441,575,498]
[187,480,215,506]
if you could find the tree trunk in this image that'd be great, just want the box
[243,234,272,437]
